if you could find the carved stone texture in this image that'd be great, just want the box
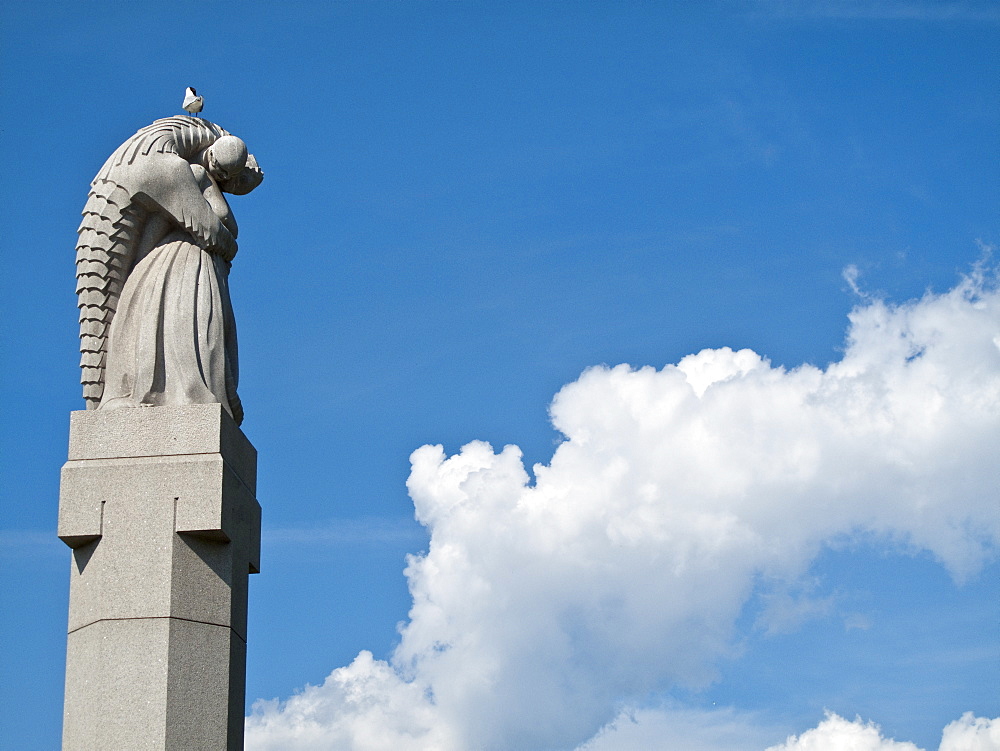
[76,117,263,425]
[59,404,260,751]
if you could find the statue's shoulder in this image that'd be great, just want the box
[96,117,231,183]
[189,162,209,184]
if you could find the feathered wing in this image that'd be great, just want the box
[75,178,143,408]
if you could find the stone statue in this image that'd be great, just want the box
[76,116,263,425]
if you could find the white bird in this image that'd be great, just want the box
[182,87,203,116]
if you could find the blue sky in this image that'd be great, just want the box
[1,2,998,749]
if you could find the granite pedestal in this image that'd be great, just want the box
[58,404,260,750]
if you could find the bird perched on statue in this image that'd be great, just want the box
[182,87,204,116]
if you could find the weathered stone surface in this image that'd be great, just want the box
[64,403,257,491]
[63,618,244,751]
[59,404,259,751]
[75,117,263,423]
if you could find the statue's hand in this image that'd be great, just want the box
[204,222,238,262]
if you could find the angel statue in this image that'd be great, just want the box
[76,116,263,425]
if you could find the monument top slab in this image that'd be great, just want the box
[67,404,256,491]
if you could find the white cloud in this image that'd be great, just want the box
[842,263,864,297]
[246,267,1000,750]
[940,713,1000,751]
[765,712,921,751]
[577,710,1000,751]
[757,711,1000,751]
[245,651,453,751]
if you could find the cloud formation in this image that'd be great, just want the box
[763,712,1000,751]
[246,651,454,751]
[766,712,921,751]
[940,713,1000,751]
[246,267,1000,750]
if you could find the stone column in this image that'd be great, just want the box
[58,404,261,751]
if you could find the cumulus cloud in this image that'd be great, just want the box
[940,713,1000,751]
[245,651,454,751]
[246,267,1000,750]
[760,711,1000,751]
[765,712,921,751]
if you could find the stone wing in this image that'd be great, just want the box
[75,178,143,408]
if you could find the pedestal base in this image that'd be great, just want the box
[58,405,260,751]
